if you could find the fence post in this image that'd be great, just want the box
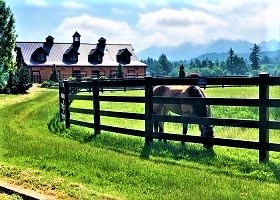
[145,76,153,144]
[93,79,100,135]
[64,80,70,128]
[59,81,64,122]
[259,73,269,163]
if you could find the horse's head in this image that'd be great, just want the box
[201,125,214,138]
[201,125,214,150]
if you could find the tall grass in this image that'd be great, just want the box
[0,86,280,199]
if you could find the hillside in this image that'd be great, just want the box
[137,39,280,61]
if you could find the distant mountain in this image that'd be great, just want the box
[259,39,280,51]
[203,39,252,54]
[137,42,209,61]
[137,39,280,61]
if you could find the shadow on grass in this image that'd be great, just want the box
[47,113,66,134]
[47,115,280,183]
[268,161,280,182]
[47,113,95,143]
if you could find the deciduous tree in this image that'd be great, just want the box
[0,0,17,72]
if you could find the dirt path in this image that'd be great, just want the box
[0,84,48,107]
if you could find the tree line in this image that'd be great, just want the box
[0,0,32,94]
[142,44,280,77]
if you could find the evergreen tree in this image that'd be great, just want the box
[194,59,202,68]
[215,59,220,68]
[0,0,17,72]
[0,65,8,90]
[49,65,59,82]
[189,59,195,69]
[153,62,163,76]
[261,55,271,64]
[157,54,172,76]
[4,66,32,94]
[17,66,32,93]
[178,65,186,77]
[116,63,124,78]
[249,43,261,70]
[201,60,207,68]
[226,48,235,73]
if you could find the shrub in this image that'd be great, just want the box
[82,77,92,81]
[48,69,59,82]
[67,77,77,82]
[41,81,54,88]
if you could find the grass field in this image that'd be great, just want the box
[0,85,280,199]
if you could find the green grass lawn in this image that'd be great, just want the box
[0,86,280,199]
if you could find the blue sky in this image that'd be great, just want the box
[6,0,280,53]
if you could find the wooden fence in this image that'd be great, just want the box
[59,73,280,163]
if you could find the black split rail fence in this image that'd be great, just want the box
[59,73,280,163]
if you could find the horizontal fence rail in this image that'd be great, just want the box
[59,74,280,163]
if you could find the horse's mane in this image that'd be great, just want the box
[188,85,210,117]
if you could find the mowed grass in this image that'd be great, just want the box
[0,86,280,199]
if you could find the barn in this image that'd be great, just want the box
[15,31,148,83]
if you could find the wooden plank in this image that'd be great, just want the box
[60,103,65,110]
[259,73,269,162]
[93,80,101,135]
[268,77,280,85]
[99,79,145,87]
[69,119,95,129]
[60,93,65,99]
[69,94,92,101]
[145,76,154,143]
[100,96,145,103]
[268,121,280,130]
[268,143,280,152]
[151,77,260,86]
[100,110,145,120]
[69,107,93,115]
[100,124,145,137]
[152,132,259,149]
[268,99,280,107]
[153,97,259,107]
[153,114,260,128]
[64,81,70,128]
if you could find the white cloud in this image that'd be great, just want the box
[55,14,145,49]
[191,0,279,42]
[52,0,280,51]
[137,8,227,46]
[135,0,280,48]
[61,1,87,9]
[25,0,48,7]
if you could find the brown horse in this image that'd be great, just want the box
[153,84,214,150]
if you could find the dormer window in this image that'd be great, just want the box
[63,47,79,63]
[96,54,102,62]
[32,47,48,62]
[37,53,45,62]
[116,48,132,64]
[69,54,78,62]
[88,48,104,63]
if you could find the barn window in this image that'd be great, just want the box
[69,54,78,62]
[37,53,46,62]
[32,47,48,62]
[88,48,104,63]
